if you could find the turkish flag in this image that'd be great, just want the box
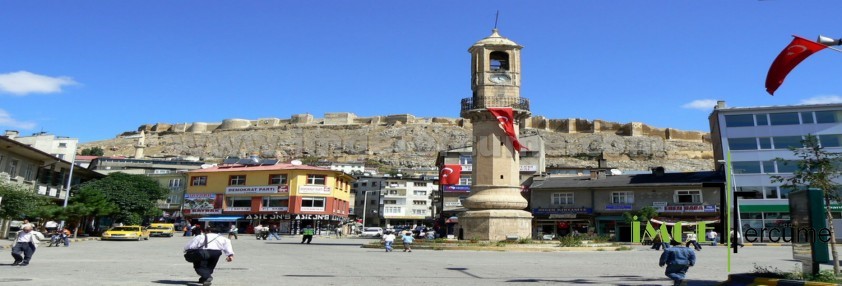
[487,107,526,151]
[439,164,462,185]
[765,36,827,95]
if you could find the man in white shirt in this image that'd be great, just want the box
[11,225,45,266]
[685,232,702,251]
[184,226,235,286]
[381,231,396,252]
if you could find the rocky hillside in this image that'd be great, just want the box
[81,123,714,172]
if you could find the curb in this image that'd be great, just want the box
[719,273,840,286]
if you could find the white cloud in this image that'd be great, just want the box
[0,71,77,96]
[0,109,36,129]
[681,99,719,111]
[799,95,842,105]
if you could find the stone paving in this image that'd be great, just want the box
[0,234,827,285]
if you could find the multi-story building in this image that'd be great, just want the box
[185,161,354,234]
[709,100,842,241]
[381,177,438,228]
[5,130,78,161]
[529,167,724,241]
[147,171,188,219]
[88,157,205,175]
[0,136,102,237]
[351,176,387,227]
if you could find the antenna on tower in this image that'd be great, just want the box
[494,10,500,29]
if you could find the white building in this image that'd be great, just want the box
[6,130,78,161]
[709,100,842,241]
[381,177,438,228]
[329,161,366,175]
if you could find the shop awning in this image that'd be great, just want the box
[445,216,459,223]
[650,218,719,226]
[197,216,242,222]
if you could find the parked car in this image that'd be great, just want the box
[360,227,383,237]
[101,226,150,241]
[148,223,175,237]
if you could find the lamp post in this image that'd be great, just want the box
[59,153,76,232]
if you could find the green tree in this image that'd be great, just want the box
[66,186,118,235]
[76,172,168,225]
[0,182,53,220]
[80,147,104,156]
[771,134,841,275]
[622,206,659,223]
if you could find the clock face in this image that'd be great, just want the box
[489,74,511,84]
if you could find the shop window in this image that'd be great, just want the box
[191,176,207,186]
[552,193,574,205]
[229,175,246,186]
[611,191,634,204]
[227,197,251,207]
[674,190,701,204]
[269,174,288,185]
[261,197,287,207]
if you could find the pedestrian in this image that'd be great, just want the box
[335,225,342,238]
[184,226,235,286]
[659,239,696,286]
[191,224,200,236]
[401,231,415,252]
[729,228,744,248]
[10,225,45,266]
[651,232,670,251]
[20,219,34,230]
[685,232,701,251]
[254,224,264,240]
[382,231,396,252]
[707,230,718,247]
[268,225,281,240]
[184,225,192,237]
[227,224,238,240]
[61,227,72,247]
[301,225,315,244]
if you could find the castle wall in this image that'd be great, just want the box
[219,119,251,130]
[325,113,357,125]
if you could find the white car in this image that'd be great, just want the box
[360,227,383,237]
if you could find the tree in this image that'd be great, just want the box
[771,134,841,275]
[623,206,659,223]
[80,147,104,156]
[0,182,53,220]
[66,186,118,234]
[75,172,168,225]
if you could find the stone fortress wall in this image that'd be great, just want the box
[135,112,708,142]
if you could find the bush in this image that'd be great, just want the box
[517,238,533,244]
[558,235,582,247]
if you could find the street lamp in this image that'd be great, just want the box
[361,190,377,228]
[59,153,76,232]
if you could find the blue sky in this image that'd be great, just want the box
[3,1,842,143]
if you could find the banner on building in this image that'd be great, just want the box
[225,185,280,195]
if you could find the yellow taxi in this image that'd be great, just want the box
[101,226,150,241]
[148,223,175,237]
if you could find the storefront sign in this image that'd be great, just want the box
[225,207,251,211]
[444,202,462,207]
[444,185,471,192]
[704,205,716,212]
[244,214,345,221]
[605,204,632,211]
[186,209,222,215]
[684,205,705,212]
[661,205,718,213]
[299,185,331,194]
[260,207,288,212]
[549,214,577,219]
[532,207,593,215]
[520,165,537,172]
[652,202,668,207]
[226,185,279,195]
[663,205,684,212]
[184,194,218,210]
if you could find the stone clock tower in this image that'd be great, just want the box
[459,29,532,241]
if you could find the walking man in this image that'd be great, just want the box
[729,228,744,248]
[659,240,696,286]
[685,232,701,251]
[268,225,281,240]
[11,225,45,266]
[382,231,396,252]
[301,225,315,244]
[227,224,238,240]
[707,229,718,247]
[184,226,235,286]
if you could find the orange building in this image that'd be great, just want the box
[185,163,354,234]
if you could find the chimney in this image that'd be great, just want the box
[4,130,18,139]
[598,158,608,169]
[715,101,726,110]
[651,166,665,177]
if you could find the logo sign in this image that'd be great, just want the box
[444,185,471,192]
[532,207,593,215]
[606,204,632,211]
[299,185,331,194]
[704,205,716,212]
[663,206,684,212]
[226,185,279,195]
[186,209,222,215]
[684,205,705,212]
[630,218,707,244]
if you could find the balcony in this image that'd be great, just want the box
[460,96,530,117]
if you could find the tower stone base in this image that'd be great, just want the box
[460,209,533,241]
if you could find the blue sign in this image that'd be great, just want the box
[532,207,593,215]
[704,205,716,212]
[444,185,471,192]
[606,204,633,211]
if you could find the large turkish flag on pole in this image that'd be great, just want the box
[487,107,526,151]
[765,36,827,95]
[439,164,462,185]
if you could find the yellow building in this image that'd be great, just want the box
[185,163,354,234]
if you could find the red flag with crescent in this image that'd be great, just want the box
[765,36,827,95]
[487,107,526,151]
[439,164,462,185]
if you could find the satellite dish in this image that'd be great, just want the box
[291,160,303,166]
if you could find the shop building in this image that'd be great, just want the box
[529,167,724,241]
[185,161,354,234]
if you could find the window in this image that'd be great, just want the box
[5,159,18,177]
[611,191,634,204]
[489,51,510,71]
[414,182,428,187]
[762,161,776,173]
[261,197,287,207]
[301,197,325,211]
[229,175,246,186]
[769,112,800,125]
[413,190,427,196]
[674,190,702,204]
[21,164,34,180]
[55,154,65,159]
[728,138,757,150]
[816,110,842,123]
[801,112,815,124]
[779,186,796,199]
[459,176,471,185]
[227,197,251,207]
[269,174,288,185]
[58,143,67,148]
[552,193,574,205]
[168,178,182,188]
[755,114,769,126]
[384,207,401,214]
[736,186,763,199]
[820,134,842,148]
[459,155,473,165]
[773,136,802,149]
[307,174,326,185]
[764,187,779,199]
[413,200,426,205]
[732,161,761,174]
[384,200,397,204]
[776,160,800,173]
[724,114,755,127]
[191,176,207,186]
[412,209,427,215]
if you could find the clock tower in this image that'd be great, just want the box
[459,29,532,241]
